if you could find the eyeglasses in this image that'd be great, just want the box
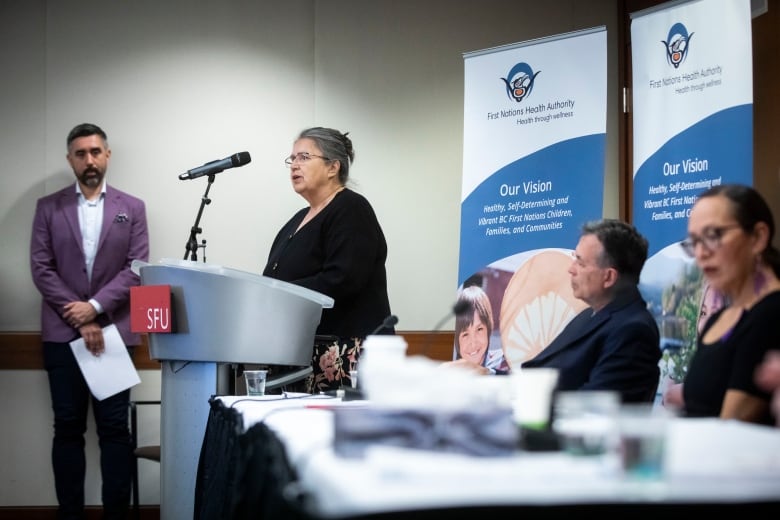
[679,224,742,257]
[284,152,331,167]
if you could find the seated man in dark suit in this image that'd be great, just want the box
[521,219,661,403]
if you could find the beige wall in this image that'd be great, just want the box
[0,0,619,507]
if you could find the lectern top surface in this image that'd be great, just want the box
[133,258,334,308]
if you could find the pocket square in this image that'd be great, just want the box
[114,212,128,223]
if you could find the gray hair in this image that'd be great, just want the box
[298,127,354,184]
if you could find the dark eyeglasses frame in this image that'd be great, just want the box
[679,224,742,257]
[284,152,332,167]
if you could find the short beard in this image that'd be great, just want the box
[79,169,102,188]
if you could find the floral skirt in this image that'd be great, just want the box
[262,336,362,394]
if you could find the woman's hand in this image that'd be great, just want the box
[662,381,684,411]
[755,351,780,391]
[755,351,780,427]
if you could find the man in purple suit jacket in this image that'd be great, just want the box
[521,219,661,404]
[30,123,149,520]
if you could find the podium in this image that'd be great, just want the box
[134,259,333,520]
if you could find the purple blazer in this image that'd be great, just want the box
[30,183,149,346]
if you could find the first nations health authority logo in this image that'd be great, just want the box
[662,22,694,68]
[491,60,574,124]
[501,62,541,103]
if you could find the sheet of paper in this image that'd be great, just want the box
[69,324,141,400]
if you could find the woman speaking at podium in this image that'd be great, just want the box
[262,126,394,394]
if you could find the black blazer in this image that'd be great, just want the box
[521,286,661,403]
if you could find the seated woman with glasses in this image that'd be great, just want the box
[663,184,780,424]
[259,126,394,394]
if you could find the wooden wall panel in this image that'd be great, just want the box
[0,331,455,370]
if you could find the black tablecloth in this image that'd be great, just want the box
[194,397,311,520]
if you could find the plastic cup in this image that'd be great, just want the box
[617,403,669,480]
[359,335,407,399]
[511,368,559,430]
[553,390,620,456]
[244,370,268,396]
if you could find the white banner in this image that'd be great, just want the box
[630,0,753,388]
[460,27,607,369]
[632,0,753,255]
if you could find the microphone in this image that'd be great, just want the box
[431,300,470,331]
[421,300,472,360]
[178,151,251,180]
[369,314,399,336]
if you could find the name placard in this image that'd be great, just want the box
[130,285,172,333]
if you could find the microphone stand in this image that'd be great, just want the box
[183,174,215,261]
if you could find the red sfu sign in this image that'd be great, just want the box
[130,285,172,333]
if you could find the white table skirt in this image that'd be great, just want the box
[216,395,780,518]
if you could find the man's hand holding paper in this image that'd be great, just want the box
[69,324,141,400]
